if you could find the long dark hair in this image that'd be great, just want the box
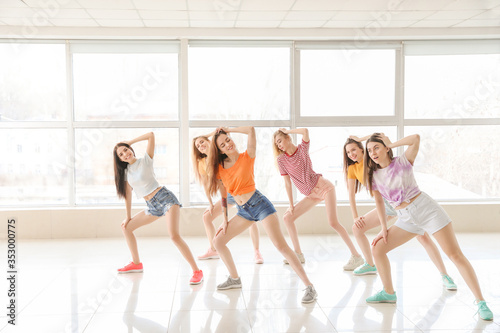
[206,130,229,197]
[364,133,393,196]
[343,138,365,193]
[113,143,135,199]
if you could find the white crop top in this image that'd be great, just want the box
[372,154,421,208]
[126,153,160,199]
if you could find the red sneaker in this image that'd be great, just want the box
[190,269,204,285]
[117,261,143,273]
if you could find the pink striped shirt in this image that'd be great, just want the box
[277,140,321,196]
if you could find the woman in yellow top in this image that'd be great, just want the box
[343,136,457,291]
[206,126,317,303]
[192,134,263,263]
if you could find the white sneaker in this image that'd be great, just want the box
[343,255,364,271]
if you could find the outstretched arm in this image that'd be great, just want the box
[219,126,256,158]
[125,132,155,159]
[279,128,309,142]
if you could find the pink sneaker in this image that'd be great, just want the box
[198,248,219,260]
[254,250,264,264]
[118,261,143,273]
[190,270,204,285]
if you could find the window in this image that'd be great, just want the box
[189,45,290,120]
[405,126,500,201]
[73,52,178,121]
[75,128,179,205]
[405,54,500,119]
[300,49,395,117]
[0,43,66,121]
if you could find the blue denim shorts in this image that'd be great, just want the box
[145,186,181,217]
[227,193,236,206]
[236,190,277,222]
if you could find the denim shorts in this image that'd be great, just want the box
[145,186,182,217]
[236,190,277,222]
[383,198,397,217]
[227,193,236,206]
[394,192,451,235]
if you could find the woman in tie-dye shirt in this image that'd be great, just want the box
[362,133,493,321]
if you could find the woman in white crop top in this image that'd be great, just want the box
[113,132,203,285]
[363,133,492,321]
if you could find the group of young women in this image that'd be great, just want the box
[112,128,493,320]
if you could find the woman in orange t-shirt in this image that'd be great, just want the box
[206,126,317,304]
[191,134,263,263]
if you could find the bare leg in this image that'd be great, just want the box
[262,213,313,287]
[432,223,485,301]
[351,209,384,267]
[201,201,224,251]
[249,223,260,250]
[282,197,318,254]
[416,232,448,275]
[121,211,159,264]
[371,226,416,294]
[324,188,360,256]
[213,216,255,278]
[165,205,199,272]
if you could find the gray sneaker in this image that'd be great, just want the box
[217,276,242,290]
[283,252,306,265]
[302,285,317,303]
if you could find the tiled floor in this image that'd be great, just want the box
[1,233,499,332]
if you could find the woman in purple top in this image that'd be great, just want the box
[363,133,492,321]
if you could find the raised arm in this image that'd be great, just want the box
[349,134,371,142]
[382,133,420,165]
[126,132,155,159]
[279,128,309,142]
[224,126,256,158]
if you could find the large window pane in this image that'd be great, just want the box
[300,126,397,202]
[75,128,179,205]
[405,126,500,200]
[300,50,395,117]
[189,47,290,120]
[405,54,500,119]
[189,127,288,204]
[73,53,178,121]
[0,129,69,205]
[0,43,66,121]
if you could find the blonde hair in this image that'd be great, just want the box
[191,135,210,183]
[272,129,291,168]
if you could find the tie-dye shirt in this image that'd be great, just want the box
[372,154,420,208]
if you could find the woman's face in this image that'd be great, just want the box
[195,137,209,155]
[116,146,135,163]
[274,133,290,152]
[345,143,364,163]
[366,141,389,165]
[216,134,235,155]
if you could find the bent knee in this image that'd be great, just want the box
[372,242,389,257]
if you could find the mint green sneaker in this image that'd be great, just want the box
[366,289,397,303]
[441,274,457,290]
[354,262,377,276]
[475,300,493,321]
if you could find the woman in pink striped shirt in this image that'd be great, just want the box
[273,128,363,270]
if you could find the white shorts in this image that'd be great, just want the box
[394,192,451,236]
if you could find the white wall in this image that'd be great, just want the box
[1,203,498,239]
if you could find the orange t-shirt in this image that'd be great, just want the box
[218,151,256,196]
[347,160,364,184]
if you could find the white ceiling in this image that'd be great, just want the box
[0,0,499,30]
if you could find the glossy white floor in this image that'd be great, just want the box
[1,233,499,333]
